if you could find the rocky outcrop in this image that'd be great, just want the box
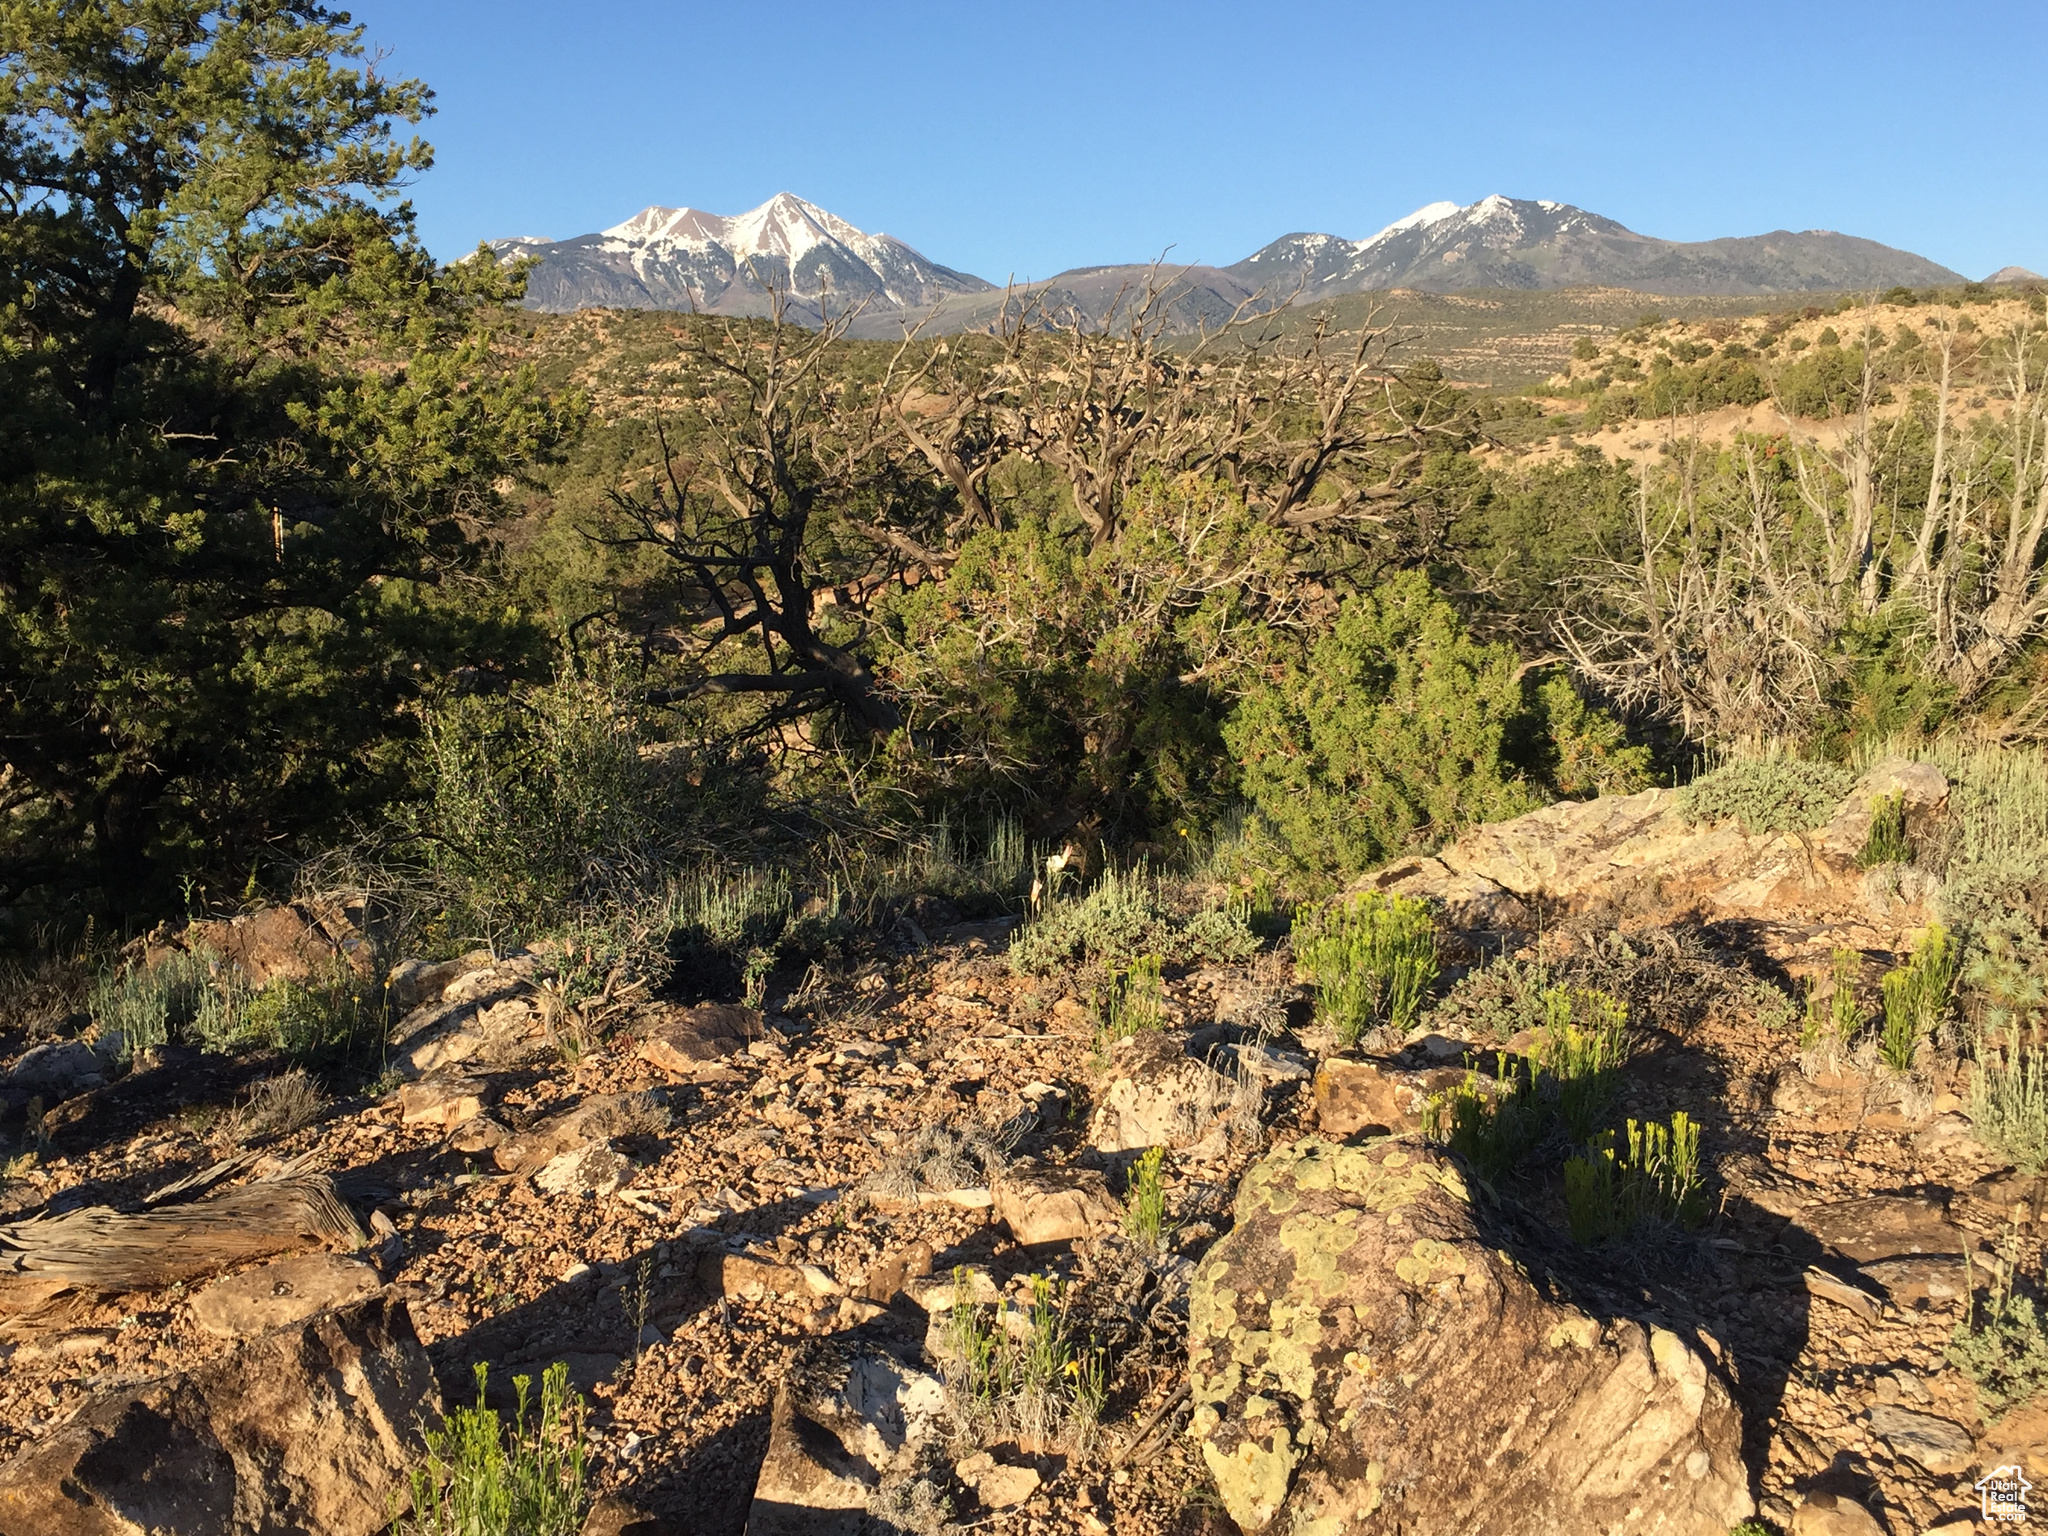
[188,1253,384,1339]
[0,1295,435,1535]
[746,1343,946,1536]
[385,954,547,1078]
[1313,1058,1474,1139]
[990,1161,1121,1245]
[636,1003,764,1080]
[3,1039,114,1101]
[149,897,377,988]
[1372,757,1948,961]
[1089,1030,1240,1153]
[1185,1137,1753,1534]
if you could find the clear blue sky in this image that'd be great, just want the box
[349,0,2047,282]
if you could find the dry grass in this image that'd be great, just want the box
[216,1068,328,1146]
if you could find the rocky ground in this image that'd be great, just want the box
[0,759,2041,1535]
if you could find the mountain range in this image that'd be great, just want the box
[493,193,1994,333]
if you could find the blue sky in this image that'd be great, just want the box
[351,0,2046,282]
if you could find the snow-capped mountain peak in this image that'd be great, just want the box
[1363,200,1463,246]
[1225,193,1958,300]
[496,194,991,319]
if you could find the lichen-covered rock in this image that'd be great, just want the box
[1186,1138,1753,1535]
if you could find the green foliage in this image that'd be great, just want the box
[1677,757,1856,836]
[399,1361,587,1536]
[1291,891,1440,1047]
[1859,792,1911,867]
[1964,914,2048,1045]
[1227,574,1559,878]
[1010,867,1169,975]
[1433,953,1554,1044]
[654,866,796,1003]
[1879,924,1954,1072]
[1635,355,1768,417]
[1094,954,1166,1047]
[878,478,1295,840]
[1563,1113,1707,1244]
[1008,865,1253,977]
[90,948,217,1059]
[1537,986,1631,1143]
[0,1,572,916]
[1123,1147,1169,1252]
[1776,342,1871,417]
[1178,906,1263,965]
[1971,1046,2048,1174]
[1948,1237,2048,1420]
[1424,1056,1543,1182]
[412,649,720,951]
[945,1271,1106,1446]
[1801,949,1865,1048]
[92,948,379,1065]
[1530,674,1657,800]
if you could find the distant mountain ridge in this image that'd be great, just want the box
[492,192,991,321]
[495,192,1976,331]
[1226,195,1964,298]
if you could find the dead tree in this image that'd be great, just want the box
[607,291,919,738]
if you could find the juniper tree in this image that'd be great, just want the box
[0,0,571,916]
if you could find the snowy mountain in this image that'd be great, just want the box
[493,192,992,319]
[1227,195,1962,297]
[493,192,1966,330]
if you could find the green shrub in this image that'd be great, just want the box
[656,866,796,1002]
[1879,924,1955,1072]
[92,950,377,1066]
[1434,953,1553,1043]
[1010,866,1169,975]
[1178,906,1262,964]
[1859,791,1911,866]
[1801,949,1864,1048]
[1563,1113,1707,1244]
[1677,757,1855,836]
[1009,866,1255,976]
[945,1271,1106,1447]
[90,948,217,1060]
[1124,1147,1169,1252]
[1424,1056,1543,1181]
[1948,1238,2048,1419]
[1292,891,1440,1047]
[1226,573,1579,879]
[1094,954,1166,1047]
[1537,986,1630,1143]
[1971,1047,2048,1173]
[399,1361,587,1536]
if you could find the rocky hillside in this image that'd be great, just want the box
[0,759,2039,1534]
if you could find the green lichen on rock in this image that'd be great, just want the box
[1183,1135,1754,1533]
[1199,1415,1300,1532]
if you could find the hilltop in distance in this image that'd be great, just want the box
[496,192,1974,331]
